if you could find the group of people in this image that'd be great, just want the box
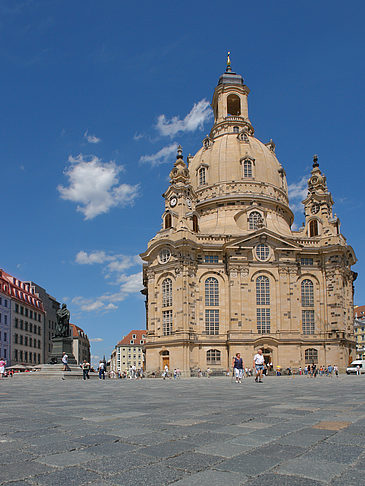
[162,365,181,379]
[232,349,266,383]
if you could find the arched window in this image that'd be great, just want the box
[207,349,221,365]
[309,220,319,237]
[162,278,172,307]
[248,211,262,230]
[199,167,206,186]
[305,348,318,364]
[162,310,172,336]
[233,126,239,133]
[227,94,241,116]
[165,213,172,229]
[192,215,199,233]
[256,276,270,305]
[205,277,219,306]
[256,276,270,334]
[243,159,253,178]
[301,280,314,307]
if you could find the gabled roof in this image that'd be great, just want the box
[117,330,146,346]
[354,305,365,319]
[223,228,302,251]
[70,323,89,340]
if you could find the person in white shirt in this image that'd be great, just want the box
[61,352,70,371]
[253,349,265,383]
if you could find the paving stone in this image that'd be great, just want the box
[0,461,55,483]
[302,442,363,464]
[195,439,254,457]
[275,428,334,447]
[35,450,97,467]
[81,452,159,474]
[244,473,325,485]
[172,469,248,485]
[33,465,104,486]
[107,463,188,485]
[164,451,223,472]
[73,433,120,446]
[86,440,140,456]
[141,439,196,458]
[216,451,282,475]
[276,457,348,481]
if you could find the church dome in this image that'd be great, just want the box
[189,133,288,202]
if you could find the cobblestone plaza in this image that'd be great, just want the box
[1,375,365,485]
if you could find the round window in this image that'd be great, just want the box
[256,244,270,261]
[158,248,171,264]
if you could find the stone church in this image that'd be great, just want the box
[140,58,357,375]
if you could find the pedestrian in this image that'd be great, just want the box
[98,360,106,379]
[253,349,265,383]
[81,359,90,380]
[163,364,169,379]
[232,353,244,383]
[61,352,70,371]
[334,365,339,377]
[0,357,6,379]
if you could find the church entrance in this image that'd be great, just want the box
[161,350,170,370]
[261,347,273,370]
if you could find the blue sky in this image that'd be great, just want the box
[1,0,365,365]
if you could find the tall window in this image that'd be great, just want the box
[256,276,270,305]
[302,310,315,335]
[165,213,172,229]
[162,278,172,307]
[256,276,270,334]
[243,159,253,178]
[301,279,315,334]
[205,309,219,335]
[301,280,314,307]
[199,167,206,186]
[192,215,199,233]
[162,309,172,335]
[227,94,241,116]
[309,220,319,237]
[305,348,318,364]
[205,277,219,306]
[248,211,262,230]
[207,349,221,364]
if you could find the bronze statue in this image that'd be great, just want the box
[55,303,70,337]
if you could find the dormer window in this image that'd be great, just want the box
[199,167,206,186]
[130,340,134,344]
[243,160,253,178]
[132,334,136,339]
[248,211,262,230]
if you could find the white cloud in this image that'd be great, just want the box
[71,271,143,313]
[90,337,103,342]
[140,143,178,167]
[84,130,101,144]
[58,154,139,220]
[288,176,308,214]
[156,99,213,137]
[75,251,140,277]
[133,132,144,141]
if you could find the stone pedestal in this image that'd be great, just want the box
[48,337,77,365]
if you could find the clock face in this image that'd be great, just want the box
[186,198,192,209]
[170,197,177,207]
[311,203,320,214]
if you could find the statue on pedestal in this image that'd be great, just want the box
[55,304,70,337]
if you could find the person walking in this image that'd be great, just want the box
[82,359,90,380]
[0,357,6,379]
[61,352,70,371]
[98,360,106,380]
[253,349,265,383]
[232,353,244,383]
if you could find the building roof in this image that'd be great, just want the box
[0,268,44,312]
[70,323,89,341]
[117,330,146,346]
[354,305,365,319]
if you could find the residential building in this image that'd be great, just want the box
[24,282,60,363]
[0,291,11,364]
[140,58,357,375]
[354,305,365,360]
[70,323,90,365]
[0,269,45,365]
[110,330,146,372]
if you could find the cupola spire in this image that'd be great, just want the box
[226,51,231,72]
